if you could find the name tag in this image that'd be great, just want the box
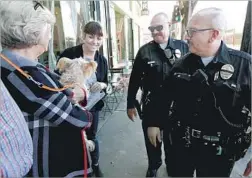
[147,61,155,64]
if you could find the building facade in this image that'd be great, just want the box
[37,0,144,70]
[110,1,144,67]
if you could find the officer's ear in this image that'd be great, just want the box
[209,29,220,43]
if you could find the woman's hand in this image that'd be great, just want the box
[90,82,107,93]
[86,140,95,152]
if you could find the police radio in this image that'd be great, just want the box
[164,48,182,65]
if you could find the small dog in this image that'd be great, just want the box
[56,57,97,152]
[56,57,97,95]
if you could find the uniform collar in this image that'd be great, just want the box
[188,42,231,68]
[153,37,174,49]
[212,41,231,65]
[167,37,176,50]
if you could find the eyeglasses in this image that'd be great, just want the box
[33,1,44,10]
[186,28,214,38]
[148,25,163,33]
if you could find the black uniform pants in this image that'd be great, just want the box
[168,130,236,177]
[142,121,171,170]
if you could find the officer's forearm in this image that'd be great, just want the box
[127,100,136,109]
[127,80,140,109]
[127,58,143,109]
[145,119,163,128]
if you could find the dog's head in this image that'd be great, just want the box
[56,57,97,85]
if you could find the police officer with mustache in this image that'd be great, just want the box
[147,8,251,177]
[127,12,188,177]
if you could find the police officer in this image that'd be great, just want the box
[148,8,251,177]
[127,12,188,177]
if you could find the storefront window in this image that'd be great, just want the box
[60,1,77,48]
[54,1,90,56]
[37,0,105,69]
[39,0,90,68]
[100,1,109,61]
[53,1,65,58]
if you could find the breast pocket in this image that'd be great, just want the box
[147,60,159,69]
[145,61,161,79]
[213,80,241,108]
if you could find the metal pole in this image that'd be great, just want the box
[48,0,57,69]
[188,0,192,25]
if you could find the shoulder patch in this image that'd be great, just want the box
[228,48,251,62]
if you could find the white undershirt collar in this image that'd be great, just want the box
[201,56,214,66]
[159,42,168,50]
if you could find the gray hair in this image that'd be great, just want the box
[194,7,227,32]
[0,1,55,49]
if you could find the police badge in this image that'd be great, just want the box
[174,49,182,59]
[164,48,172,58]
[220,64,234,80]
[164,48,175,64]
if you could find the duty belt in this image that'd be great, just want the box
[172,120,250,157]
[174,121,222,143]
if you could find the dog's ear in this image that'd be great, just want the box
[82,61,97,78]
[56,57,72,73]
[88,61,98,72]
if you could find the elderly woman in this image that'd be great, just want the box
[58,21,108,177]
[0,1,93,177]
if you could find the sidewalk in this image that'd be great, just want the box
[96,93,169,177]
[97,91,127,133]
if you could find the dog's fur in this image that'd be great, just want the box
[56,57,97,152]
[57,57,97,92]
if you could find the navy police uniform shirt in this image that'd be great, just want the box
[154,41,251,133]
[127,38,189,111]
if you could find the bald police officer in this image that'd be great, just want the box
[127,12,188,177]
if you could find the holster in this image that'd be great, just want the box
[222,131,251,161]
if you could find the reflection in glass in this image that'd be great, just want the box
[60,1,76,48]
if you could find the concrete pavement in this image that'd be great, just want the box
[97,95,169,177]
